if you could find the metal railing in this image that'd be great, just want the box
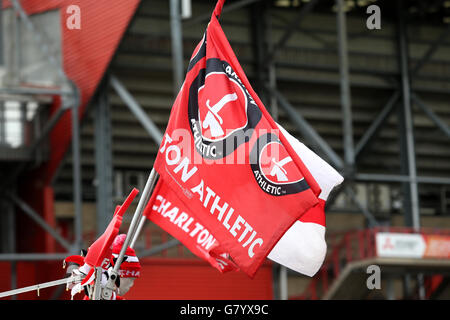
[291,226,450,300]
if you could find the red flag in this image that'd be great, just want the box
[150,0,320,277]
[145,180,239,273]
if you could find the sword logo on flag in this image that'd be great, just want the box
[250,133,310,196]
[270,156,293,182]
[202,92,238,138]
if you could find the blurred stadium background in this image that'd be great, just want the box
[0,0,449,300]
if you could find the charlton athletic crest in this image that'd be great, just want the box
[188,58,262,159]
[250,133,310,196]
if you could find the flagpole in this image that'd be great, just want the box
[92,267,103,300]
[0,275,83,299]
[124,168,158,250]
[100,168,158,300]
[129,216,146,250]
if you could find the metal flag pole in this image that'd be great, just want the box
[91,267,103,300]
[0,275,83,299]
[100,168,159,300]
[129,216,147,250]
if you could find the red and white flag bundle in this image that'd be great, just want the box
[143,0,342,278]
[268,124,343,276]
